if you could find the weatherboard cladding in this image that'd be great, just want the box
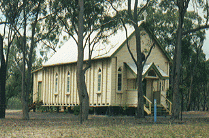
[34,59,112,106]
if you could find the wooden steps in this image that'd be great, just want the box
[144,104,170,116]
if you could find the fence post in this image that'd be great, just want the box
[154,99,157,123]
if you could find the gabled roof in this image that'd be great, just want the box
[43,21,171,67]
[140,23,172,63]
[125,62,169,79]
[43,24,136,67]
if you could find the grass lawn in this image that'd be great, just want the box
[0,110,208,137]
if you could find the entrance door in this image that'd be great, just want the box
[153,91,160,104]
[144,79,160,104]
[37,82,42,102]
[144,79,153,103]
[152,80,161,104]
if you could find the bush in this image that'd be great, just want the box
[6,97,22,109]
[73,106,80,115]
[37,106,48,112]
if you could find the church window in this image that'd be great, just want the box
[118,67,122,91]
[98,68,101,92]
[67,71,70,93]
[55,73,58,94]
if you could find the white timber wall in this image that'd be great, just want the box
[33,29,170,107]
[112,29,170,106]
[33,70,43,102]
[33,59,112,107]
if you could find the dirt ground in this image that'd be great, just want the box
[4,109,209,121]
[0,110,209,137]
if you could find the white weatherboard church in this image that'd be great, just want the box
[32,22,172,115]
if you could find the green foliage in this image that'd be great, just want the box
[73,106,80,115]
[54,0,120,48]
[6,97,22,109]
[89,107,94,112]
[1,0,209,116]
[36,106,48,112]
[48,107,57,113]
[5,67,22,103]
[145,0,209,111]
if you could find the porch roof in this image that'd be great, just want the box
[125,62,169,79]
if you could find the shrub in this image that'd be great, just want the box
[6,97,22,109]
[73,106,80,115]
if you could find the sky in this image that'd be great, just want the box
[187,1,209,60]
[202,30,209,59]
[1,1,209,60]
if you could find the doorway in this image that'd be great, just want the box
[152,80,161,104]
[153,91,160,104]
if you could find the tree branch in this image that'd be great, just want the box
[109,0,137,64]
[58,17,78,45]
[134,0,138,22]
[142,42,154,67]
[121,19,137,65]
[183,24,209,35]
[128,0,133,20]
[35,24,57,43]
[0,21,8,25]
[6,30,17,68]
[41,40,57,52]
[14,56,22,73]
[137,0,150,16]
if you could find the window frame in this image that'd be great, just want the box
[117,67,122,91]
[66,71,70,94]
[55,73,58,94]
[97,68,102,92]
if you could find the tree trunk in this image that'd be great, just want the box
[203,84,206,111]
[187,72,193,111]
[22,0,29,119]
[81,73,89,121]
[171,0,189,119]
[197,89,200,110]
[0,35,6,118]
[125,0,151,119]
[77,0,89,124]
[135,25,144,118]
[172,15,183,119]
[25,1,41,119]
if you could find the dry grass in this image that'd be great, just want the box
[0,110,209,138]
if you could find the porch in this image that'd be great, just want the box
[126,90,172,115]
[124,62,171,115]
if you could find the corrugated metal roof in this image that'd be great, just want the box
[126,62,152,75]
[43,23,139,67]
[156,65,169,78]
[126,62,169,78]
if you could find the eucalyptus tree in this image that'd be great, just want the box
[108,0,152,118]
[77,0,86,124]
[146,0,209,119]
[167,0,209,119]
[1,0,62,119]
[0,31,22,118]
[0,6,19,118]
[0,34,6,118]
[53,0,119,123]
